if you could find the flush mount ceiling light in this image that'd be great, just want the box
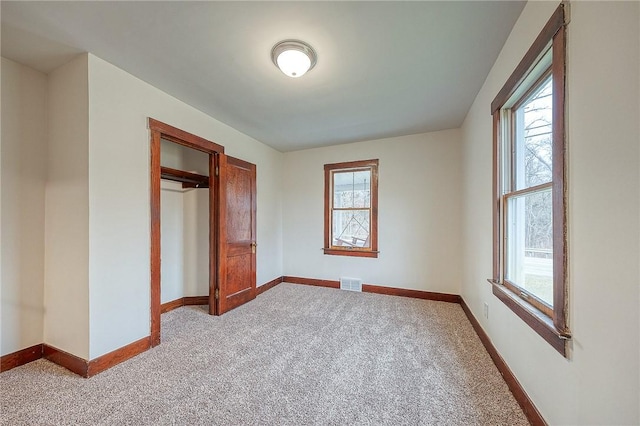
[271,39,317,78]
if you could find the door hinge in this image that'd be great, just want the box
[215,288,219,299]
[215,166,219,176]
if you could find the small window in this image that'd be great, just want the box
[490,4,570,356]
[324,159,378,258]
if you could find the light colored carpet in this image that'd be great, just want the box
[0,283,528,425]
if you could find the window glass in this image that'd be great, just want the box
[505,188,553,306]
[332,169,372,247]
[514,76,553,191]
[333,170,371,209]
[332,210,370,248]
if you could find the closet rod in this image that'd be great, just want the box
[160,166,209,189]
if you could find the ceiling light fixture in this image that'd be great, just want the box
[271,39,317,78]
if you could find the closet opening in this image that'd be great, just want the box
[159,142,211,320]
[149,119,224,347]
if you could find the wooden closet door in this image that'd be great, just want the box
[213,154,257,315]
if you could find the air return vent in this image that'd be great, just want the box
[340,277,362,292]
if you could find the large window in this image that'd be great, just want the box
[490,4,570,356]
[324,159,378,258]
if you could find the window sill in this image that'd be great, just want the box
[323,248,378,258]
[487,279,570,357]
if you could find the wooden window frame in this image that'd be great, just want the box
[324,159,379,258]
[489,4,570,356]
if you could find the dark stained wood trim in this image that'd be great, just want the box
[324,159,379,170]
[257,276,285,295]
[284,276,460,303]
[161,296,210,314]
[324,159,379,258]
[3,338,152,377]
[323,248,379,258]
[0,344,43,372]
[503,278,553,319]
[209,153,218,315]
[249,160,258,302]
[460,298,547,426]
[492,282,567,356]
[216,153,229,315]
[491,3,565,113]
[283,276,340,289]
[370,160,379,254]
[161,298,185,314]
[87,337,150,377]
[148,118,225,154]
[42,337,151,378]
[161,166,209,189]
[551,23,568,335]
[323,164,331,252]
[43,344,88,377]
[150,128,161,347]
[184,296,209,306]
[492,112,500,281]
[362,284,460,303]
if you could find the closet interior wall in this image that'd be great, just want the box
[160,139,210,305]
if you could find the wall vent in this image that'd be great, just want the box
[340,277,362,292]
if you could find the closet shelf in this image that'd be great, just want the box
[161,166,209,189]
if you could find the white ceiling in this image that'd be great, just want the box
[1,1,525,152]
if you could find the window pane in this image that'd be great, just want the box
[332,210,370,248]
[506,188,553,306]
[514,77,553,190]
[333,170,371,209]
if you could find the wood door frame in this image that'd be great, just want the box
[148,118,224,347]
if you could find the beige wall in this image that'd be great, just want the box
[183,188,209,297]
[282,130,462,294]
[460,2,640,424]
[160,180,209,304]
[160,138,185,170]
[160,180,185,304]
[163,141,210,300]
[0,58,47,356]
[87,54,284,359]
[44,54,90,359]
